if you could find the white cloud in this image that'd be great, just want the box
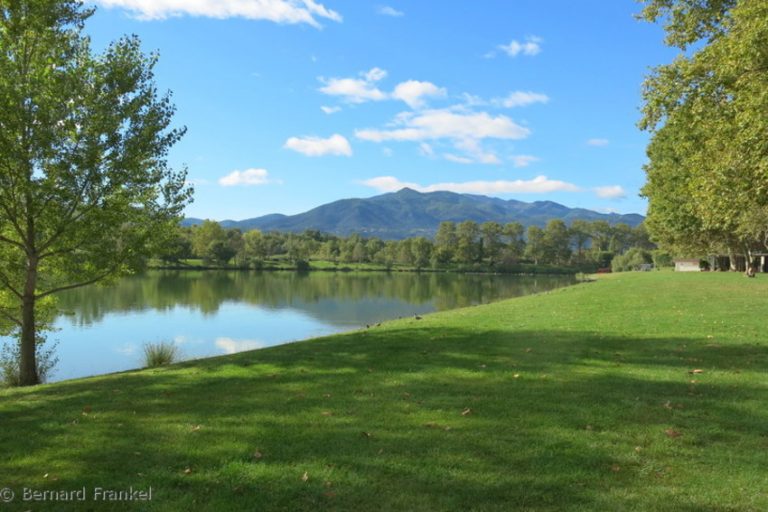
[215,337,265,355]
[498,36,542,57]
[320,105,341,114]
[284,134,352,156]
[499,91,549,108]
[451,138,501,164]
[587,138,609,146]
[361,175,581,195]
[510,155,539,168]
[461,93,487,107]
[364,67,387,82]
[391,80,446,108]
[356,108,530,142]
[95,0,342,27]
[377,5,403,16]
[357,108,527,165]
[318,67,388,103]
[218,168,277,187]
[444,154,475,164]
[594,185,626,199]
[360,176,420,192]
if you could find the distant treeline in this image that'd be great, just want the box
[157,220,668,272]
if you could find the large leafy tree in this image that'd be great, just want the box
[0,1,191,385]
[639,0,768,258]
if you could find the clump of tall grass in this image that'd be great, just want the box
[142,341,178,368]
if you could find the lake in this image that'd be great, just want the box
[15,271,576,382]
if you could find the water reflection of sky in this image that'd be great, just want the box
[50,303,345,382]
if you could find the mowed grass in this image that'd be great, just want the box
[1,272,768,511]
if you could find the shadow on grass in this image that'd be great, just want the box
[1,324,767,511]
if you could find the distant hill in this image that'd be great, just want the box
[182,188,644,239]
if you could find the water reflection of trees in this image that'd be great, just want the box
[57,271,575,326]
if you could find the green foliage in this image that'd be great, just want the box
[611,248,654,272]
[640,0,768,256]
[0,0,191,385]
[652,249,675,268]
[142,341,178,368]
[168,219,657,273]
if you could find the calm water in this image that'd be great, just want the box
[23,271,576,382]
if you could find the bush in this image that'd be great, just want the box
[652,250,674,268]
[611,248,653,272]
[143,341,178,368]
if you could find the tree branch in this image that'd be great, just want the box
[36,269,116,299]
[0,308,21,327]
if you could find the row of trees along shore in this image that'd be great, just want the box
[158,219,662,272]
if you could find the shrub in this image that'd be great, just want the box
[143,341,178,368]
[611,248,653,272]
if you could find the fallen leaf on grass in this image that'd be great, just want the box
[252,451,263,461]
[183,467,192,475]
[525,348,533,353]
[461,408,472,416]
[513,374,520,379]
[321,411,333,417]
[664,429,681,438]
[190,425,202,432]
[323,491,337,498]
[610,464,621,473]
[634,446,642,453]
[689,369,704,374]
[301,472,309,482]
[663,401,673,410]
[361,431,373,439]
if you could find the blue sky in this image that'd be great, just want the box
[85,0,676,221]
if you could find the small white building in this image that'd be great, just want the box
[674,259,701,272]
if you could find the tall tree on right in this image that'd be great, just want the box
[639,0,768,260]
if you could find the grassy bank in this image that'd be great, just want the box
[1,272,767,511]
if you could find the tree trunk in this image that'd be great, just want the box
[19,261,39,386]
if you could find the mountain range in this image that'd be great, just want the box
[183,188,644,239]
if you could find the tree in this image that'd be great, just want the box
[410,237,432,269]
[480,222,503,264]
[456,221,480,263]
[639,0,768,259]
[242,230,267,264]
[0,1,191,385]
[502,222,525,262]
[207,240,236,265]
[542,220,571,265]
[569,220,592,262]
[434,221,457,264]
[524,226,545,265]
[191,221,226,262]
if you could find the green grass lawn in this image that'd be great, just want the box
[1,272,767,511]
